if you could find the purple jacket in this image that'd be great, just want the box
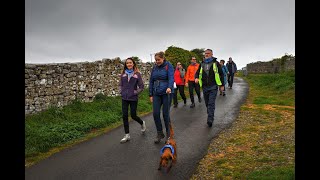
[119,72,144,101]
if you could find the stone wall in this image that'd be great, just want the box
[25,58,153,115]
[284,57,295,71]
[246,56,295,74]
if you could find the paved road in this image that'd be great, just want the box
[25,77,249,180]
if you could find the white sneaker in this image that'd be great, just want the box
[120,134,130,143]
[141,121,146,133]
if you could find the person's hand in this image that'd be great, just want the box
[166,88,171,94]
[195,78,199,83]
[185,83,188,87]
[150,96,153,102]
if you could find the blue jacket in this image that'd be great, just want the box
[119,72,144,101]
[149,60,174,96]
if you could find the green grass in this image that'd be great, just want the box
[247,166,295,180]
[25,90,153,164]
[241,71,295,106]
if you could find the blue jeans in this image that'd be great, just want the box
[202,85,218,123]
[152,93,173,136]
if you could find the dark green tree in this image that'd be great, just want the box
[164,46,202,69]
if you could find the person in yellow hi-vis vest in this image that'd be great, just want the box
[195,49,224,127]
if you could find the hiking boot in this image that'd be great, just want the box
[141,121,146,133]
[120,134,130,143]
[154,131,165,144]
[190,103,195,108]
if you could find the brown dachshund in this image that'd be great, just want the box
[158,122,177,173]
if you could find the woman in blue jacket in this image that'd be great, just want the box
[149,51,174,143]
[119,57,146,143]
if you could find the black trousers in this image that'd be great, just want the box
[173,85,186,105]
[188,81,201,103]
[122,99,143,134]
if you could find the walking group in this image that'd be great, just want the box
[118,49,237,143]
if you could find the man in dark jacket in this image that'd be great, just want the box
[195,49,224,127]
[226,57,237,89]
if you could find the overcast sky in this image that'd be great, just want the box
[25,0,294,69]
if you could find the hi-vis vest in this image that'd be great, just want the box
[199,62,222,87]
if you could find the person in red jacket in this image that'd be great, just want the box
[173,62,187,108]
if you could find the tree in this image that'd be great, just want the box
[164,46,203,69]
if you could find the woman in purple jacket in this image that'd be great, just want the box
[119,57,146,143]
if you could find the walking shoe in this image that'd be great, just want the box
[223,92,226,96]
[219,92,222,95]
[154,131,165,144]
[120,134,130,143]
[173,104,178,108]
[183,99,187,105]
[190,103,195,108]
[141,121,146,133]
[207,121,213,127]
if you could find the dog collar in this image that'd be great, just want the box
[160,144,174,156]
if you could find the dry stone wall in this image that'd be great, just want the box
[246,56,295,74]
